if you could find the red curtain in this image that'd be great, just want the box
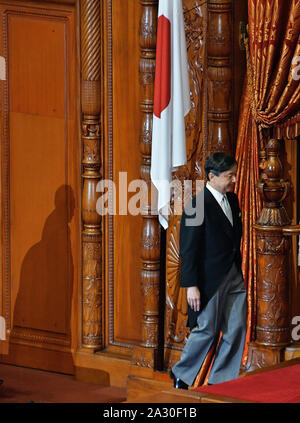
[194,0,300,383]
[235,0,300,365]
[246,0,300,138]
[235,75,262,363]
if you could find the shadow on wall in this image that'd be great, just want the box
[12,185,75,340]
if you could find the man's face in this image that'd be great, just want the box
[208,164,237,194]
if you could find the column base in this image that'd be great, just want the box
[242,342,285,373]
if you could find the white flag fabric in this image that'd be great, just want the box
[151,0,191,229]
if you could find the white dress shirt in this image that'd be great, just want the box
[206,182,233,226]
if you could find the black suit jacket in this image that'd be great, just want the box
[179,186,243,329]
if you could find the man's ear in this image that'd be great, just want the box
[208,172,214,181]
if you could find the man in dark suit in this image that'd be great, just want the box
[170,152,247,388]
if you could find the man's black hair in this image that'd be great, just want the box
[204,152,237,180]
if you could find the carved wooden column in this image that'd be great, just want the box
[80,0,103,349]
[245,139,292,371]
[131,0,160,370]
[207,0,233,155]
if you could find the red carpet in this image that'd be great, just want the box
[195,364,300,403]
[0,364,126,403]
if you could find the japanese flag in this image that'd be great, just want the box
[151,0,191,229]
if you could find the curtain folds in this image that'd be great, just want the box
[235,76,262,362]
[235,0,300,364]
[246,0,300,138]
[194,0,300,383]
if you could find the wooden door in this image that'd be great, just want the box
[103,0,144,352]
[0,0,80,374]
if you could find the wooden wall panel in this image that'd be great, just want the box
[0,1,79,374]
[10,15,68,333]
[105,0,143,347]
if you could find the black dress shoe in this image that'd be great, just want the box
[0,380,3,385]
[170,370,189,390]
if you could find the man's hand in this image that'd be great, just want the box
[187,286,201,311]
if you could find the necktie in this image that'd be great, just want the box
[221,195,233,226]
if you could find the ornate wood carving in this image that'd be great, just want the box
[80,0,103,349]
[183,0,207,180]
[255,234,290,345]
[165,217,188,347]
[245,139,292,372]
[131,0,159,368]
[245,343,283,372]
[207,0,233,155]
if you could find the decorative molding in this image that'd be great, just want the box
[80,0,103,349]
[207,0,233,155]
[257,233,290,255]
[165,213,189,347]
[256,250,290,345]
[10,326,70,348]
[105,0,115,348]
[256,139,290,226]
[244,342,282,373]
[131,346,155,368]
[132,0,160,367]
[2,9,11,332]
[183,1,206,175]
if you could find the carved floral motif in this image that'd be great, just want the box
[80,0,102,349]
[245,139,292,371]
[133,0,160,367]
